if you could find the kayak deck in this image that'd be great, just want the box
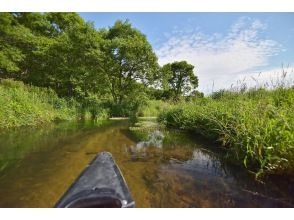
[55,152,134,208]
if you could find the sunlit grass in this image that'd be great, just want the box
[138,100,174,117]
[0,79,78,129]
[158,73,294,177]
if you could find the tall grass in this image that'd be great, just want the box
[0,79,78,129]
[138,100,174,117]
[158,78,294,177]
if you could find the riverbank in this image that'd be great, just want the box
[2,78,293,179]
[158,87,294,177]
[0,79,78,129]
[0,79,168,130]
[1,119,292,207]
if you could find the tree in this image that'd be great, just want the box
[0,13,161,117]
[160,61,198,100]
[0,12,58,81]
[185,90,204,101]
[38,14,106,100]
[101,20,159,105]
[0,13,31,79]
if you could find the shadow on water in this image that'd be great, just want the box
[0,120,293,207]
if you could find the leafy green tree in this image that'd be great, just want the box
[0,13,30,78]
[185,90,204,101]
[101,20,159,105]
[46,12,85,34]
[0,13,56,81]
[38,14,106,100]
[160,61,198,100]
[0,13,162,117]
[13,12,55,37]
[11,13,107,104]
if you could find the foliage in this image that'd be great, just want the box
[0,13,164,119]
[0,13,204,120]
[184,90,205,102]
[100,20,159,105]
[2,12,294,181]
[159,61,198,100]
[0,13,30,77]
[0,79,78,129]
[158,87,294,177]
[129,119,163,140]
[138,100,174,117]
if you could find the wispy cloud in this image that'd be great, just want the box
[156,17,283,94]
[235,66,294,90]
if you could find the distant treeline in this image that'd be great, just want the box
[0,13,201,117]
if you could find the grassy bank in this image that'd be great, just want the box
[138,100,173,117]
[158,87,294,177]
[0,79,78,129]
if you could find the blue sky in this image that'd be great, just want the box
[80,13,294,93]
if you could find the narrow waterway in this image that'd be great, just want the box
[0,120,293,207]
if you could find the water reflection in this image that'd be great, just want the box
[0,120,293,207]
[168,148,227,177]
[138,130,164,148]
[131,130,164,150]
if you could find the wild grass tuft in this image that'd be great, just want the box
[158,75,294,177]
[0,79,78,129]
[138,100,174,117]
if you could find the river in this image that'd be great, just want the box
[0,120,293,207]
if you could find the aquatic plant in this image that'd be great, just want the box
[158,86,294,177]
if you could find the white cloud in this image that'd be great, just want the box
[234,66,294,90]
[156,17,284,94]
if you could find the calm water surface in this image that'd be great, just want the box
[0,120,293,207]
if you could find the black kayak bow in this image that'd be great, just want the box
[55,152,135,208]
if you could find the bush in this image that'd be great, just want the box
[158,87,294,177]
[0,79,77,128]
[138,100,174,117]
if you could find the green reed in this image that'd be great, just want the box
[158,86,294,177]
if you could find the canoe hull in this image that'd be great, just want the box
[55,152,134,208]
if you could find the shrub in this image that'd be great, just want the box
[0,79,77,128]
[158,87,294,177]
